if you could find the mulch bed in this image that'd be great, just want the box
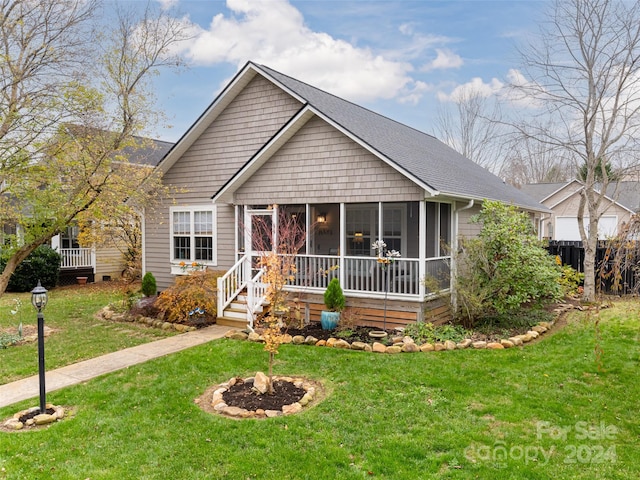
[222,378,306,411]
[286,324,391,343]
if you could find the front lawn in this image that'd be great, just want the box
[0,283,176,384]
[1,301,638,479]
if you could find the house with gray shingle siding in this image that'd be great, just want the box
[144,62,547,328]
[521,180,640,241]
[50,137,173,285]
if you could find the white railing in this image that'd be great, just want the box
[246,269,267,329]
[343,257,421,295]
[292,254,341,290]
[217,254,250,315]
[424,256,451,293]
[217,253,452,323]
[59,248,93,268]
[287,254,451,297]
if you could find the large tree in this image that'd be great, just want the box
[434,87,506,175]
[0,0,186,295]
[509,0,640,301]
[501,133,573,186]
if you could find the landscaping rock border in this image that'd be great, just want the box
[1,404,67,432]
[224,302,578,354]
[196,375,323,419]
[97,306,198,333]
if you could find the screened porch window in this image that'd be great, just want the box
[346,204,378,256]
[426,201,452,257]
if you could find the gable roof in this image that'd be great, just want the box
[519,182,577,204]
[522,180,640,214]
[161,61,547,212]
[125,137,175,167]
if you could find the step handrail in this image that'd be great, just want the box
[246,268,267,329]
[217,254,250,316]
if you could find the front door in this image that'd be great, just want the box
[245,207,276,276]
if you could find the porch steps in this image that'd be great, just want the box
[216,294,267,329]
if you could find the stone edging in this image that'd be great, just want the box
[97,306,198,333]
[200,375,320,419]
[224,303,577,354]
[2,404,65,431]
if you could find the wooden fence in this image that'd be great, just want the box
[547,240,639,294]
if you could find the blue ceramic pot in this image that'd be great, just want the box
[320,311,340,330]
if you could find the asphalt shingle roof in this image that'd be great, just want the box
[519,183,568,202]
[125,137,174,167]
[522,181,640,213]
[255,63,546,211]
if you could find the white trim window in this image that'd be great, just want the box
[170,206,217,273]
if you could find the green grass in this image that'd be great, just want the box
[1,300,639,479]
[0,283,175,384]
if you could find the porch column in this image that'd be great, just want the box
[234,205,239,255]
[305,204,310,255]
[339,203,346,286]
[418,200,426,300]
[50,234,60,251]
[243,207,252,281]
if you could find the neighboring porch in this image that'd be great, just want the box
[51,227,96,285]
[216,201,453,329]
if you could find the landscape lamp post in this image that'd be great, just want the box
[31,280,49,414]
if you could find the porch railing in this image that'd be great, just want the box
[423,256,451,293]
[59,248,93,268]
[217,254,268,328]
[246,268,266,328]
[289,254,451,296]
[217,254,250,315]
[216,253,451,325]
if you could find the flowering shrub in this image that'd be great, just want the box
[155,270,224,324]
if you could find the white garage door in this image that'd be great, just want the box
[555,216,618,241]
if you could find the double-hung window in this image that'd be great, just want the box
[170,206,216,271]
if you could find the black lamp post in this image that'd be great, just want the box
[31,280,48,414]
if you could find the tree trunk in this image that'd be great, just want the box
[0,240,49,297]
[268,352,274,395]
[581,216,600,302]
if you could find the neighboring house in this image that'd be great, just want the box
[52,137,174,285]
[521,180,640,241]
[143,61,547,329]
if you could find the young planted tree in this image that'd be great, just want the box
[509,0,640,301]
[0,0,187,296]
[250,208,307,393]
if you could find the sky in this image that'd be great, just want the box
[133,0,547,142]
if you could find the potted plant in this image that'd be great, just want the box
[321,277,345,330]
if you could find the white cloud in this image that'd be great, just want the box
[398,80,432,105]
[156,0,178,11]
[399,22,415,36]
[423,48,463,71]
[175,0,418,103]
[437,77,505,102]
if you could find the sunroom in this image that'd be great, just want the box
[216,200,453,328]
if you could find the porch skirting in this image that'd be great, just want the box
[296,294,452,330]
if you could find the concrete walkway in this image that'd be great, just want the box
[0,324,229,409]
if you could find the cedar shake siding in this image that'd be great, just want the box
[234,116,424,205]
[456,203,483,239]
[143,61,547,324]
[145,75,303,290]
